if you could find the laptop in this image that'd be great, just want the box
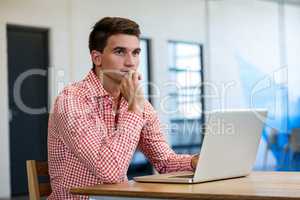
[134,109,268,183]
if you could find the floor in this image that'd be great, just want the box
[0,196,46,200]
[0,196,29,200]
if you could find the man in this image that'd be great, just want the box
[48,17,199,199]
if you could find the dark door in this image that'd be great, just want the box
[7,25,49,196]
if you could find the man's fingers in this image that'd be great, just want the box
[128,70,134,79]
[133,72,139,84]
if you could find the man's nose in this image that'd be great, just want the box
[124,54,135,67]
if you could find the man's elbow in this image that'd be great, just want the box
[100,176,124,183]
[95,167,125,183]
[153,163,167,174]
[99,174,125,183]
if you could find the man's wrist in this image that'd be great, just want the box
[128,101,144,115]
[128,108,143,116]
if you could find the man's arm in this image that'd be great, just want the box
[52,91,144,183]
[121,71,199,173]
[137,102,196,173]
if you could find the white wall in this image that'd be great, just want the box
[0,0,71,197]
[206,0,300,169]
[0,18,10,197]
[207,0,281,110]
[207,0,286,170]
[1,0,299,197]
[286,2,300,103]
[0,0,206,197]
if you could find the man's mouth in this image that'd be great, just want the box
[120,69,131,76]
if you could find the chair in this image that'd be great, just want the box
[263,128,279,169]
[26,160,52,200]
[285,128,300,169]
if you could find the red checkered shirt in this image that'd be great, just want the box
[48,70,193,199]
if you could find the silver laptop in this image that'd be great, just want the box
[134,109,267,183]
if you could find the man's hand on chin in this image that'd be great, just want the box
[120,70,144,115]
[106,70,126,84]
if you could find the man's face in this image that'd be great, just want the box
[97,34,141,83]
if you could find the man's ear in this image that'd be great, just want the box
[91,50,102,67]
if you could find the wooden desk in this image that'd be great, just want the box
[71,172,300,200]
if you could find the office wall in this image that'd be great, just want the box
[1,0,299,197]
[286,2,300,129]
[0,19,10,197]
[207,0,281,109]
[206,0,300,169]
[0,0,205,197]
[206,0,282,169]
[0,0,71,197]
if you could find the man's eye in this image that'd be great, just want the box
[115,49,125,55]
[133,51,140,56]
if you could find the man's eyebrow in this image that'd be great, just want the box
[112,46,141,52]
[112,46,126,51]
[133,48,141,52]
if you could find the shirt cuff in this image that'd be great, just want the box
[178,155,194,171]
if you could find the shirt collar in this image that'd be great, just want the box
[85,69,129,109]
[85,69,109,97]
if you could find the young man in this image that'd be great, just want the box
[48,17,199,199]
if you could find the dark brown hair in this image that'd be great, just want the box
[89,17,141,67]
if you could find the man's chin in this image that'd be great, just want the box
[105,73,124,84]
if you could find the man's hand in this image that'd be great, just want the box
[191,154,199,170]
[120,70,144,115]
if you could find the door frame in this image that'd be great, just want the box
[6,24,50,196]
[6,23,50,111]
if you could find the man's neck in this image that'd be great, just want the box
[95,68,121,99]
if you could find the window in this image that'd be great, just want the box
[167,41,204,154]
[139,39,151,101]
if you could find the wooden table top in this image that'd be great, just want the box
[70,172,300,200]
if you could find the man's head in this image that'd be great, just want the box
[89,17,141,83]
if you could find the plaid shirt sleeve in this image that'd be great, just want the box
[53,91,145,183]
[138,102,194,173]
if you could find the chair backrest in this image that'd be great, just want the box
[26,160,51,200]
[290,128,300,152]
[269,128,279,146]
